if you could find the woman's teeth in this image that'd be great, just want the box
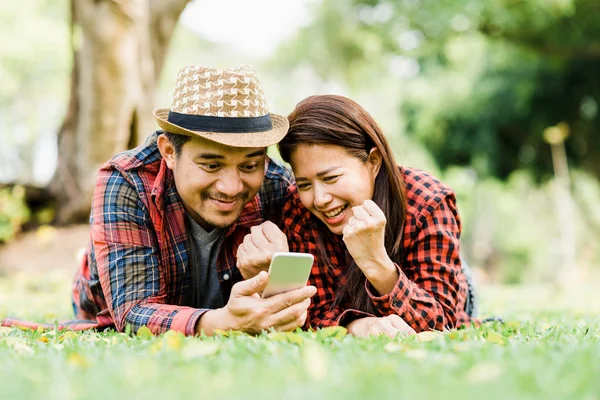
[324,205,346,218]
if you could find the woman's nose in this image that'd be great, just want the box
[313,186,333,209]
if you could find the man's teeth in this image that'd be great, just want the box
[325,205,346,218]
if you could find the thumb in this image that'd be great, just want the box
[232,270,269,297]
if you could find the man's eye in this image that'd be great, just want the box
[241,163,259,172]
[201,163,220,171]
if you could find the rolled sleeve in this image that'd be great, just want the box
[363,192,463,332]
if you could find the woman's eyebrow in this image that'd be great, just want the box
[296,166,341,181]
[316,166,341,177]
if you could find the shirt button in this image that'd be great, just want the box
[223,273,230,281]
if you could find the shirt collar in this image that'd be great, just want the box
[150,159,173,213]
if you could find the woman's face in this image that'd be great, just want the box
[289,144,382,235]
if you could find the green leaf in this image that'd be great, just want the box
[136,326,153,339]
[316,326,347,340]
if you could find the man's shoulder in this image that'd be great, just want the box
[103,131,163,173]
[264,156,294,185]
[401,166,454,216]
[94,131,165,205]
[255,156,294,220]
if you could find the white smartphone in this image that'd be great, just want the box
[261,252,315,299]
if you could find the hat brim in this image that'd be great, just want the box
[154,108,289,148]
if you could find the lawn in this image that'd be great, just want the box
[1,269,599,400]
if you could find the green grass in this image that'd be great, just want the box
[1,270,599,400]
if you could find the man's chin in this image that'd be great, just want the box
[204,210,244,229]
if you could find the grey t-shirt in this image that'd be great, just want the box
[185,214,226,309]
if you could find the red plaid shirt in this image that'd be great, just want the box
[70,132,293,335]
[285,167,471,332]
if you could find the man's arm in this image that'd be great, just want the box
[91,168,205,335]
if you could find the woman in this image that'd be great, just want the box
[237,95,473,337]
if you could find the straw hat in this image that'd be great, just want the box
[154,65,288,147]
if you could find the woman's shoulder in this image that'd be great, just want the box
[281,185,315,234]
[399,166,456,217]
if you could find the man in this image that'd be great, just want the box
[70,65,316,336]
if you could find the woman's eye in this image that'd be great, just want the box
[297,183,311,191]
[323,175,340,182]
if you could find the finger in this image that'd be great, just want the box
[362,199,386,221]
[368,323,385,337]
[236,244,248,267]
[266,285,317,314]
[267,298,311,330]
[262,221,286,243]
[342,223,353,237]
[386,315,416,335]
[345,217,367,231]
[250,226,271,249]
[373,320,398,338]
[236,243,245,260]
[243,233,259,252]
[274,310,308,332]
[351,205,371,221]
[232,270,269,296]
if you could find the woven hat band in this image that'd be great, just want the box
[167,111,273,133]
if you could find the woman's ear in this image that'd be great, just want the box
[367,147,383,177]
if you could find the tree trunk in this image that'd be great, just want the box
[49,0,191,224]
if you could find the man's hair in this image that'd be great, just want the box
[163,131,191,156]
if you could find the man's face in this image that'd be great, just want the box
[158,134,266,230]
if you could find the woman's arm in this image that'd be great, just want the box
[362,192,469,332]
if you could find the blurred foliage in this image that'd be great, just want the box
[0,187,30,243]
[443,168,600,283]
[0,0,69,184]
[276,0,600,180]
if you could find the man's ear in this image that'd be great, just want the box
[367,147,383,177]
[157,133,177,169]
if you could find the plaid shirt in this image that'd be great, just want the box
[71,131,293,335]
[285,167,471,332]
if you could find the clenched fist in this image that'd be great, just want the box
[342,199,398,295]
[237,221,289,280]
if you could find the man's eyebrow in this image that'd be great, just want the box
[195,153,225,160]
[245,149,266,158]
[296,166,341,181]
[194,149,265,160]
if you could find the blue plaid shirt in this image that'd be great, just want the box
[71,131,293,335]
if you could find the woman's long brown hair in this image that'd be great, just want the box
[279,95,407,315]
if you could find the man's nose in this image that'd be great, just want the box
[215,169,243,197]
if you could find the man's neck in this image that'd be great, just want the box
[182,205,215,232]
